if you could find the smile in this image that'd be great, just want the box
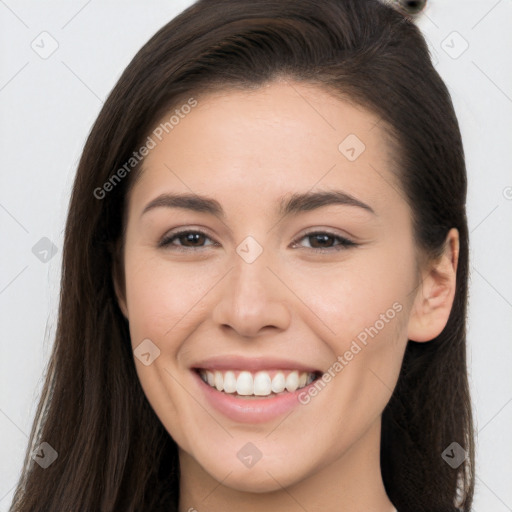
[190,356,323,423]
[197,369,318,397]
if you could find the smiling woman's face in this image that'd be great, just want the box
[115,79,444,497]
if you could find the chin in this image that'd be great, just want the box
[217,466,300,494]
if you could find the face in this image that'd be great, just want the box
[116,80,426,493]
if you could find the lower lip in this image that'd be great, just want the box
[192,371,317,424]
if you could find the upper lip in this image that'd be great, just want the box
[191,355,321,373]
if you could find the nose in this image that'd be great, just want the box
[211,250,292,338]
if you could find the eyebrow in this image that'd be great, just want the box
[140,190,376,219]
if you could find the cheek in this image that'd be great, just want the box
[123,251,219,346]
[284,246,416,351]
[282,243,414,416]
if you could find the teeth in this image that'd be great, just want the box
[223,371,237,393]
[271,372,286,393]
[285,370,299,392]
[236,371,253,396]
[254,372,272,396]
[199,369,316,396]
[214,371,224,391]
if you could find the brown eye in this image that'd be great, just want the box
[309,234,337,249]
[159,230,217,250]
[293,231,357,252]
[177,232,207,246]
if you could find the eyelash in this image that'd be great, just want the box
[158,229,357,253]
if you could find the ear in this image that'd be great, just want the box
[112,240,129,319]
[407,228,459,342]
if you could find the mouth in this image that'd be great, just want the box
[194,368,321,398]
[189,356,324,423]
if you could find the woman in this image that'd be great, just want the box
[10,0,474,510]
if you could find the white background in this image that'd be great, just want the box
[1,1,511,510]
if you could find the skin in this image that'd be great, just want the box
[114,79,459,512]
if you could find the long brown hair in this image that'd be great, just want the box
[10,1,474,510]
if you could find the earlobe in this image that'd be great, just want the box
[407,228,459,342]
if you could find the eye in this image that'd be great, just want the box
[159,229,218,250]
[158,229,357,253]
[292,231,357,252]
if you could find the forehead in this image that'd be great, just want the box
[129,80,403,219]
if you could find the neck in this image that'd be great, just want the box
[178,417,396,512]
